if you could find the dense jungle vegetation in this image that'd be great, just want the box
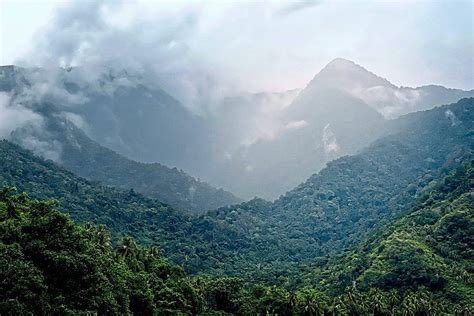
[0,99,473,314]
[1,160,472,314]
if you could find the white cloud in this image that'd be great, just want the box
[349,85,423,119]
[445,109,460,127]
[7,0,470,98]
[0,92,43,139]
[322,123,339,154]
[17,135,63,162]
[284,120,308,130]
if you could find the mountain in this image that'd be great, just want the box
[1,56,473,281]
[2,61,472,200]
[200,98,473,282]
[310,161,474,309]
[210,59,474,199]
[0,66,241,213]
[309,58,474,119]
[10,113,241,213]
[1,98,472,279]
[0,65,211,168]
[1,104,472,314]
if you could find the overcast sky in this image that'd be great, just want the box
[1,0,473,92]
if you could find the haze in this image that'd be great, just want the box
[1,0,473,94]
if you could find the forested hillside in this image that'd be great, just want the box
[309,160,474,311]
[200,98,473,282]
[1,99,472,284]
[1,161,472,314]
[0,140,249,271]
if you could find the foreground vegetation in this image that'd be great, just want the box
[1,160,472,314]
[1,99,473,313]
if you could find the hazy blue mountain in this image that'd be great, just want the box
[313,58,474,119]
[0,65,211,168]
[1,61,472,200]
[0,66,241,212]
[214,59,474,199]
[10,112,241,213]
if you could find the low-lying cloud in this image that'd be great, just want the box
[21,0,237,114]
[0,92,43,139]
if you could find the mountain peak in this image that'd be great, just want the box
[325,57,358,68]
[309,58,396,90]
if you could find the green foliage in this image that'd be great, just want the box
[0,99,473,314]
[0,139,250,274]
[199,98,474,283]
[0,191,202,314]
[309,161,474,310]
[1,159,473,314]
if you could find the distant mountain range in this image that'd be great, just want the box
[1,59,473,201]
[0,66,240,213]
[212,59,474,198]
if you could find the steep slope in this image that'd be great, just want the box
[10,113,241,213]
[0,140,248,272]
[202,98,473,282]
[2,62,472,200]
[310,161,474,309]
[0,66,241,213]
[271,98,473,253]
[217,59,473,199]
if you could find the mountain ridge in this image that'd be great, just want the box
[10,113,242,214]
[0,98,472,282]
[1,61,473,200]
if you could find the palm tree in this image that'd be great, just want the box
[401,290,418,316]
[331,296,348,316]
[148,246,161,258]
[415,289,437,316]
[119,236,137,259]
[83,223,111,253]
[289,293,298,310]
[345,287,367,314]
[388,289,399,314]
[96,225,112,250]
[368,288,387,315]
[297,288,328,316]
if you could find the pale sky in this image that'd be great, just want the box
[1,0,473,91]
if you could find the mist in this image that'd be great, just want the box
[1,1,473,313]
[1,0,473,199]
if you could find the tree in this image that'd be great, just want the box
[296,288,329,316]
[119,236,138,259]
